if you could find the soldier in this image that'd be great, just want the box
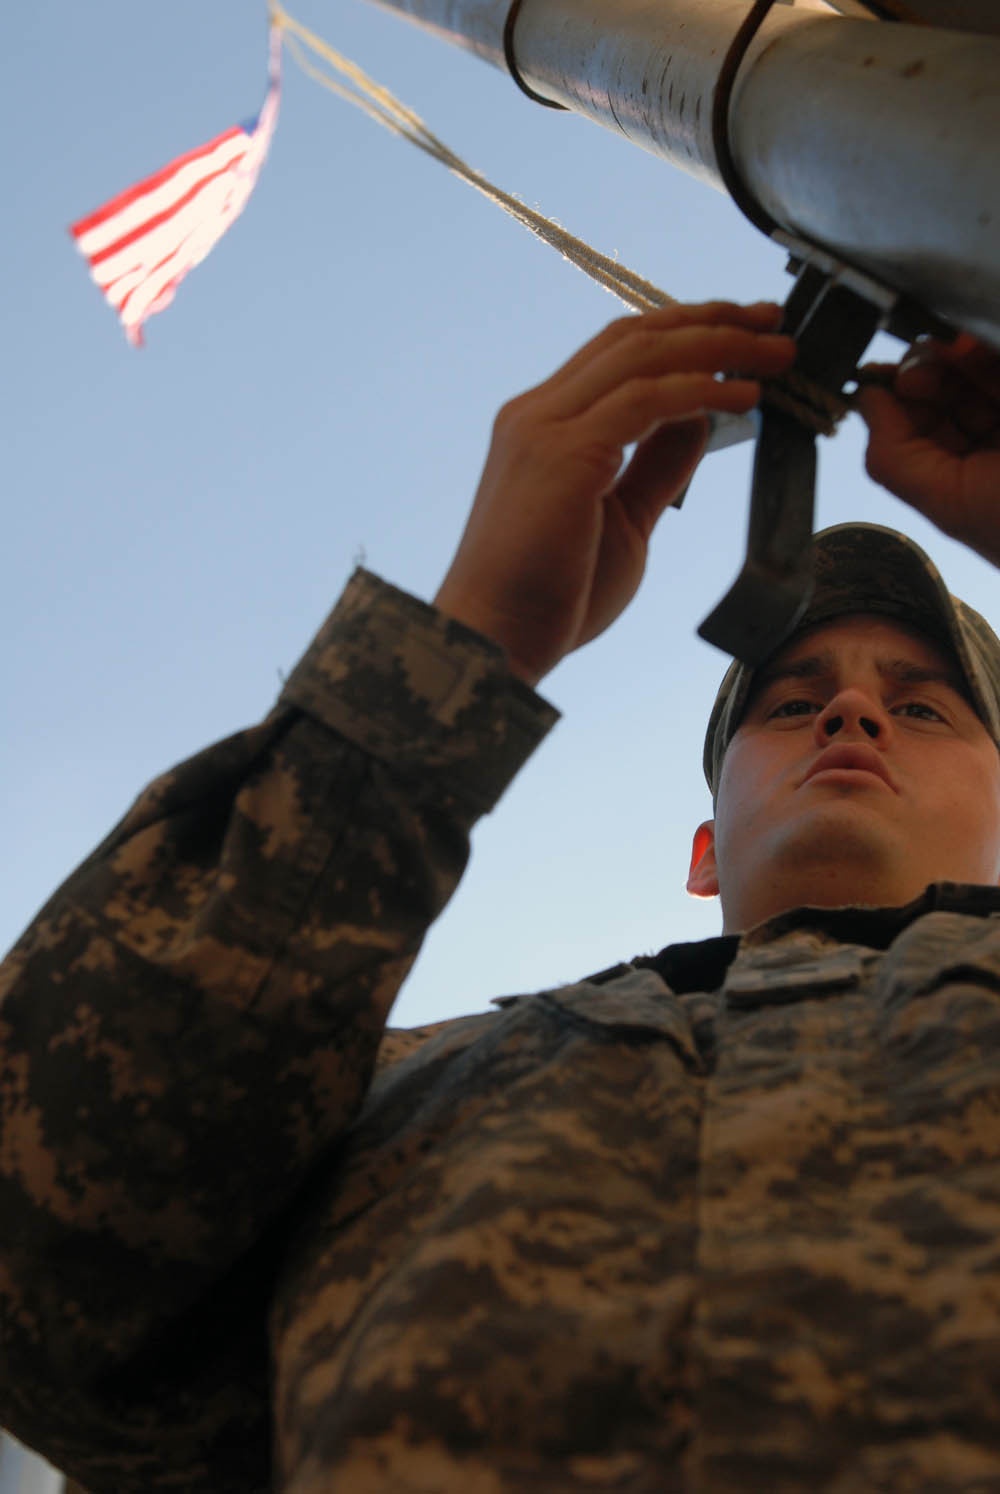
[2,302,1000,1492]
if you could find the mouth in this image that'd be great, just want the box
[802,744,896,792]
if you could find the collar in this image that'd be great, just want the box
[633,882,1000,994]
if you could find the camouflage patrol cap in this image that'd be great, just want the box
[703,522,1000,797]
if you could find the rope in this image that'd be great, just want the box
[267,1,850,437]
[764,370,849,437]
[269,1,673,313]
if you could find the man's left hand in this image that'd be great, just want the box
[857,333,1000,568]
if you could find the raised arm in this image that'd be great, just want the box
[0,300,792,1490]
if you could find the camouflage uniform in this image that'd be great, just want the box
[3,569,1000,1493]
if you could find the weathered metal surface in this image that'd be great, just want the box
[732,16,1000,344]
[366,0,508,63]
[364,0,1000,343]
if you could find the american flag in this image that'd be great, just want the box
[70,26,282,346]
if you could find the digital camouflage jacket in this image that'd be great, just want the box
[2,571,1000,1493]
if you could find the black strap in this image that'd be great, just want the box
[503,0,568,110]
[711,0,784,239]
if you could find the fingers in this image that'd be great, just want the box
[546,300,784,386]
[862,336,1000,409]
[489,307,795,502]
[567,370,770,455]
[855,381,910,435]
[555,325,795,422]
[856,385,921,486]
[920,334,1000,402]
[895,359,1000,441]
[857,351,1000,449]
[530,301,793,420]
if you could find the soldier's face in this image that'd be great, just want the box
[690,615,1000,933]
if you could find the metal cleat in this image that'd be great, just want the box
[697,237,950,665]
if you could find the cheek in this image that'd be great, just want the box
[713,741,774,849]
[913,749,1000,877]
[965,762,1000,876]
[717,733,786,804]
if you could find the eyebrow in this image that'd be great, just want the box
[752,649,969,699]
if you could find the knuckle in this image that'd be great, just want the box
[674,299,743,323]
[492,394,532,438]
[611,311,646,335]
[590,313,649,351]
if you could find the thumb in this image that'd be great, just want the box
[854,382,922,460]
[613,417,710,538]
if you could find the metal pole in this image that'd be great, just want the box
[365,0,1000,344]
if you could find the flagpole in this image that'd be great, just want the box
[363,0,1000,345]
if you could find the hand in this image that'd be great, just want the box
[857,333,1000,568]
[434,301,796,685]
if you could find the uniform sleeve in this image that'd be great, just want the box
[0,569,558,1489]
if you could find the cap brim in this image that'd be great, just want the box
[703,523,1000,796]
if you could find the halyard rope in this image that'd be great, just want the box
[268,1,850,436]
[270,2,674,312]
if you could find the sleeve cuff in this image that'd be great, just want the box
[277,569,560,816]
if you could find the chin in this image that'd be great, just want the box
[756,809,918,907]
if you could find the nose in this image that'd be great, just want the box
[814,687,890,744]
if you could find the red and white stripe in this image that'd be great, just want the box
[70,27,281,346]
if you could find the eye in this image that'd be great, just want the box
[768,698,821,719]
[891,700,945,722]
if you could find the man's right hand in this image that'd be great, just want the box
[433,301,796,687]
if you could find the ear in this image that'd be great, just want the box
[686,819,720,899]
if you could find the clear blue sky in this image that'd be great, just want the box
[5,0,997,1031]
